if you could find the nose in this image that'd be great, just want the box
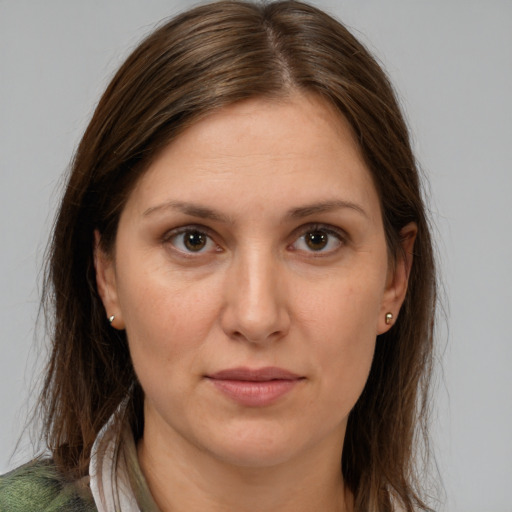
[220,247,290,344]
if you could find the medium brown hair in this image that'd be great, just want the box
[40,1,437,510]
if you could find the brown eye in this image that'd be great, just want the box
[291,226,344,254]
[183,231,207,251]
[167,228,217,254]
[305,231,328,251]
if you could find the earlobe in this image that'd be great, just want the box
[93,230,125,329]
[377,222,417,334]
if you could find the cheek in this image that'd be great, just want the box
[299,265,385,340]
[115,260,222,383]
[299,270,384,405]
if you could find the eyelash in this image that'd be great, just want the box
[289,223,346,255]
[162,223,346,257]
[162,225,221,256]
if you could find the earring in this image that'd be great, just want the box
[108,315,115,325]
[385,312,393,325]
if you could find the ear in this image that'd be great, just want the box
[94,230,125,330]
[377,222,417,334]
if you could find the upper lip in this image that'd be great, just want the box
[207,366,303,381]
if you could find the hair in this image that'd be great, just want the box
[39,1,437,510]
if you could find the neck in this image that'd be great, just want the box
[137,423,351,512]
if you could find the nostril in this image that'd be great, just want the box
[229,326,286,345]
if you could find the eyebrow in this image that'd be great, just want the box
[143,201,232,222]
[142,199,368,221]
[287,200,368,219]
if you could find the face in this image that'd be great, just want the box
[96,94,412,470]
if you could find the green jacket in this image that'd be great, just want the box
[0,459,97,512]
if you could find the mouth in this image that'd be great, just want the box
[205,366,305,407]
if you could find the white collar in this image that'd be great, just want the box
[89,403,160,512]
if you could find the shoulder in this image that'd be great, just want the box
[0,459,97,512]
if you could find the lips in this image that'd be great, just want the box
[208,366,302,381]
[206,366,304,407]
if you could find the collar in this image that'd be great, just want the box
[89,403,160,512]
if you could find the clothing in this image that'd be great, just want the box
[0,408,159,512]
[89,409,160,512]
[0,459,96,512]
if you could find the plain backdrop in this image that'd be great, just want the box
[1,1,511,511]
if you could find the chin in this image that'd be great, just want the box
[199,421,313,469]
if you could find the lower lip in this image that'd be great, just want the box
[208,379,301,407]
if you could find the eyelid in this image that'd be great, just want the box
[160,222,347,256]
[161,224,222,254]
[288,223,348,254]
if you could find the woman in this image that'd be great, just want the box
[0,1,438,511]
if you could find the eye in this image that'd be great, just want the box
[291,226,344,254]
[165,228,218,254]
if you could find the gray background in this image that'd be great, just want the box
[1,1,511,511]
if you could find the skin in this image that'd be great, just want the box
[95,93,416,512]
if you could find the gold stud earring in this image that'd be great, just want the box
[108,315,115,325]
[385,312,393,325]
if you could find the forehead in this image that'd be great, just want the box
[125,93,380,223]
[166,94,362,169]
